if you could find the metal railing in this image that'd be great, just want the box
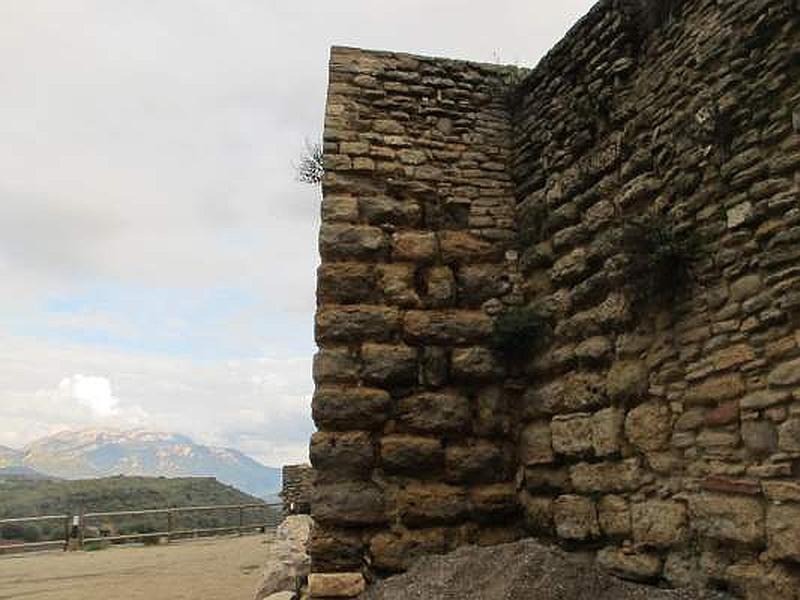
[0,502,282,554]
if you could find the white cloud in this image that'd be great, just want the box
[58,374,119,417]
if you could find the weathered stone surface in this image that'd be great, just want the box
[519,421,554,465]
[321,194,358,222]
[439,231,502,264]
[369,529,446,572]
[778,418,800,453]
[710,344,755,371]
[625,401,671,452]
[380,435,443,474]
[475,386,509,437]
[423,266,456,307]
[397,482,470,526]
[730,274,762,301]
[420,347,449,388]
[684,374,745,405]
[553,495,599,540]
[575,336,612,363]
[312,386,391,431]
[606,360,649,402]
[523,372,607,416]
[313,348,360,383]
[376,264,421,308]
[456,264,509,305]
[688,493,764,545]
[521,493,553,533]
[591,407,624,456]
[308,525,364,572]
[361,343,417,386]
[632,501,687,548]
[445,441,509,484]
[317,263,375,304]
[597,547,662,582]
[316,305,400,343]
[768,358,800,387]
[767,504,800,563]
[450,346,503,381]
[309,572,366,598]
[763,480,800,503]
[598,495,630,536]
[570,459,641,494]
[524,465,570,492]
[551,248,588,286]
[360,195,421,227]
[551,413,593,456]
[396,391,471,434]
[470,483,518,519]
[403,310,492,345]
[311,431,374,478]
[255,515,312,600]
[319,223,387,261]
[312,482,386,526]
[740,389,790,410]
[741,420,778,456]
[392,231,437,263]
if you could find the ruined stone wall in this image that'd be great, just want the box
[311,1,800,597]
[281,464,314,514]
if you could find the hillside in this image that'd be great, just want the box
[0,429,281,499]
[0,475,278,544]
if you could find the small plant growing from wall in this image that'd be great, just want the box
[294,140,324,186]
[490,306,550,361]
[619,212,700,306]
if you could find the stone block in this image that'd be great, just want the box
[310,431,374,479]
[470,483,518,520]
[684,374,745,405]
[316,305,400,343]
[597,547,662,582]
[403,310,492,345]
[551,247,588,286]
[360,195,421,227]
[521,493,553,533]
[361,343,417,386]
[711,344,756,371]
[423,266,456,307]
[606,360,649,402]
[420,347,449,388]
[522,372,607,416]
[308,573,366,598]
[380,434,443,474]
[524,465,570,492]
[553,495,599,540]
[575,336,612,363]
[308,525,364,572]
[376,264,421,308]
[450,346,503,381]
[741,420,778,456]
[456,264,509,305]
[445,441,509,484]
[321,194,359,222]
[551,413,593,456]
[768,358,800,387]
[730,274,762,301]
[438,231,502,264]
[312,385,391,431]
[727,201,753,229]
[475,386,509,437]
[763,481,800,503]
[741,390,790,410]
[312,482,386,527]
[369,528,446,572]
[632,501,687,548]
[396,391,471,434]
[317,263,375,304]
[570,458,641,494]
[598,495,630,536]
[319,223,387,261]
[518,420,554,465]
[397,482,470,526]
[313,348,360,383]
[392,231,438,263]
[688,493,764,545]
[767,504,800,563]
[592,407,625,456]
[778,418,800,453]
[625,401,671,452]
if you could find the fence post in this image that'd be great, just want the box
[167,509,174,543]
[63,515,71,552]
[78,506,85,551]
[238,505,244,536]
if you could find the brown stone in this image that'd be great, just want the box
[308,573,366,598]
[470,483,518,520]
[450,346,503,381]
[688,493,764,545]
[551,413,593,456]
[424,266,456,307]
[551,247,588,286]
[741,420,778,456]
[361,343,417,386]
[456,264,509,306]
[360,195,421,227]
[701,476,762,496]
[316,305,400,343]
[704,400,739,426]
[308,525,364,572]
[778,418,800,453]
[592,407,625,456]
[524,465,570,492]
[392,231,437,263]
[396,391,471,434]
[445,441,509,484]
[312,482,386,527]
[570,459,641,494]
[312,385,391,431]
[438,231,502,264]
[319,223,387,261]
[597,547,662,582]
[553,495,599,540]
[403,310,492,345]
[518,420,554,465]
[376,264,421,308]
[769,358,800,387]
[763,481,800,503]
[625,401,671,452]
[598,495,631,536]
[313,348,360,383]
[311,431,374,479]
[321,194,358,222]
[632,501,687,548]
[684,374,745,405]
[397,482,470,526]
[369,528,446,572]
[606,360,649,402]
[522,372,607,416]
[711,344,755,371]
[317,263,375,304]
[520,493,553,533]
[475,386,509,437]
[740,390,790,410]
[380,435,443,474]
[767,504,800,563]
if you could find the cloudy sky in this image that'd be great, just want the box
[0,0,595,467]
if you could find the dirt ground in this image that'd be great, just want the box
[0,534,272,600]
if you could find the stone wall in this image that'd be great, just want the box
[281,464,314,515]
[311,1,800,597]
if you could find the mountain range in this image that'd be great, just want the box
[0,430,281,499]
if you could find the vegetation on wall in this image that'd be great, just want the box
[295,140,324,186]
[490,306,550,360]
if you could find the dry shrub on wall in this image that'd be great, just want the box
[619,212,700,307]
[490,306,551,362]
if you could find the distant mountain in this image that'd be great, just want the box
[1,430,281,499]
[0,465,54,480]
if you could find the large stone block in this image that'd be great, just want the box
[376,264,421,308]
[450,346,503,381]
[606,360,649,402]
[598,495,630,536]
[519,420,554,465]
[397,482,470,526]
[423,266,456,307]
[312,482,386,527]
[521,493,553,534]
[308,573,366,598]
[524,465,570,492]
[553,495,599,540]
[551,247,588,286]
[688,493,764,545]
[317,263,375,304]
[592,407,625,456]
[319,223,387,261]
[778,418,800,453]
[361,343,418,386]
[403,310,492,345]
[767,504,800,562]
[392,231,438,263]
[684,374,745,405]
[380,434,443,474]
[316,305,401,343]
[624,401,671,452]
[470,483,518,520]
[768,358,800,387]
[570,459,641,494]
[445,440,509,484]
[522,372,606,417]
[312,385,391,431]
[632,500,687,548]
[308,524,365,572]
[313,348,360,383]
[475,386,509,437]
[597,547,662,582]
[310,431,374,479]
[551,413,593,456]
[438,230,503,264]
[359,195,421,227]
[369,528,446,572]
[456,264,509,305]
[396,391,471,434]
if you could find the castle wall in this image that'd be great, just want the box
[311,1,800,597]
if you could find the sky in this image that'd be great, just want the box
[0,0,596,467]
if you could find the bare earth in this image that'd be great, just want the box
[0,534,272,600]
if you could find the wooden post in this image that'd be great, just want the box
[78,507,85,551]
[63,515,71,552]
[238,505,244,536]
[167,509,174,543]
